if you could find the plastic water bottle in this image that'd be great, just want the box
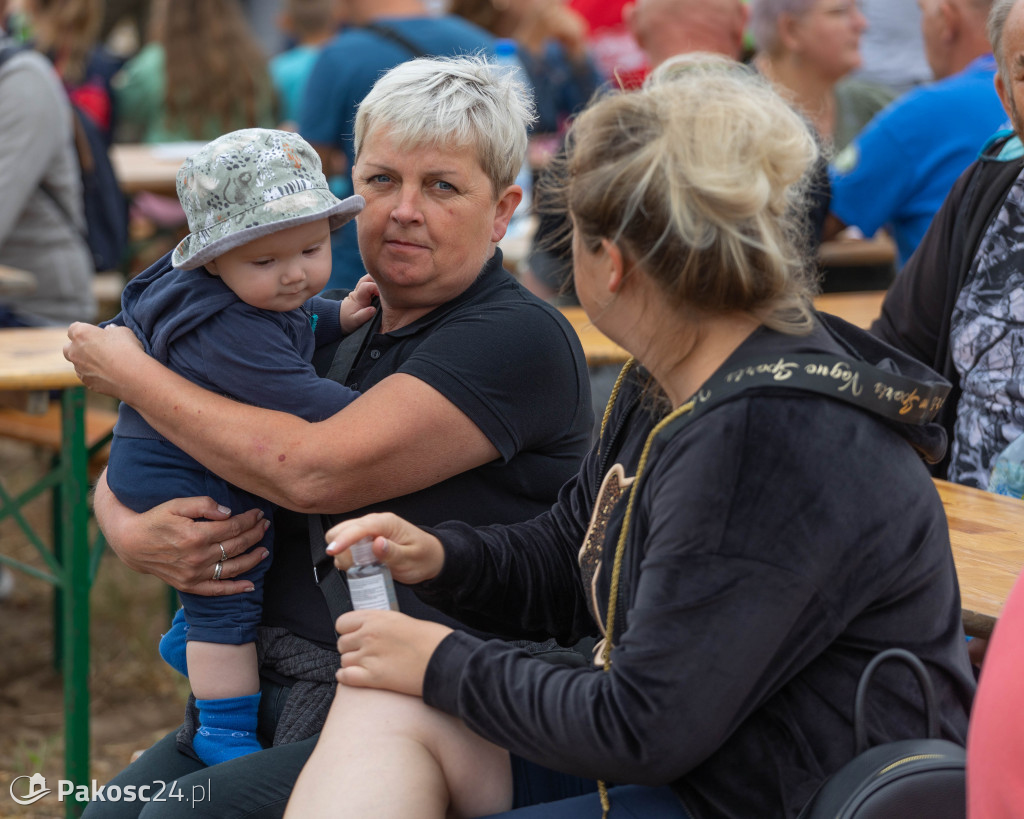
[988,434,1024,498]
[346,537,399,611]
[492,38,534,238]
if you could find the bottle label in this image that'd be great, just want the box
[349,575,395,611]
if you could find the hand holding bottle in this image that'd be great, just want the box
[326,512,445,585]
[334,609,452,695]
[327,513,453,693]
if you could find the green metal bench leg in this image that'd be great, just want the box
[59,387,90,818]
[53,455,64,672]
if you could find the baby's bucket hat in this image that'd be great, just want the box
[172,128,364,270]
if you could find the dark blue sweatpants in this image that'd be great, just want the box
[107,436,273,644]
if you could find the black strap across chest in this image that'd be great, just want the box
[309,317,377,619]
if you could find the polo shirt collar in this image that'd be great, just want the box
[381,249,507,338]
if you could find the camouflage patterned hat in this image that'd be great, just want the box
[172,128,364,270]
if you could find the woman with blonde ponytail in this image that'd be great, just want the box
[288,54,973,819]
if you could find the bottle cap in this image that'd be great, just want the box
[350,537,376,566]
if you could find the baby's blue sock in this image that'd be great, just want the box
[193,693,262,766]
[158,608,189,677]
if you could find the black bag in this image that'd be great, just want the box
[60,103,129,271]
[0,43,129,271]
[796,648,966,819]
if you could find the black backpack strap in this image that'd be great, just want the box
[360,22,428,58]
[309,316,377,620]
[37,113,93,254]
[324,313,375,383]
[310,512,353,618]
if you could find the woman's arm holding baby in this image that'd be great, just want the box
[65,322,500,514]
[93,468,270,593]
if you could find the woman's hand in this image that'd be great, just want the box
[63,322,145,400]
[325,512,444,585]
[93,470,270,595]
[338,274,379,334]
[336,610,452,696]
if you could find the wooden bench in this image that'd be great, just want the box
[0,402,118,471]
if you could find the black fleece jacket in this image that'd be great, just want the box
[415,317,974,819]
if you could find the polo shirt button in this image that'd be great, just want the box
[370,349,381,359]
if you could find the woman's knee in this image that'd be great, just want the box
[328,683,455,747]
[326,683,512,815]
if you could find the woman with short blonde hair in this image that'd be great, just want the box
[65,55,592,819]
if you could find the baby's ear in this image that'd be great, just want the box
[204,260,220,276]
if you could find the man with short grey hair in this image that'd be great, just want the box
[872,0,1024,491]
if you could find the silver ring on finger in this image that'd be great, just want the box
[218,543,227,563]
[213,562,223,581]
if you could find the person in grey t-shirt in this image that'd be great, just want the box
[0,18,95,327]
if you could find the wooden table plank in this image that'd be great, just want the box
[813,290,885,330]
[110,143,201,197]
[0,327,81,391]
[559,306,628,367]
[936,478,1024,637]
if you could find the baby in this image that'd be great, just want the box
[104,128,371,765]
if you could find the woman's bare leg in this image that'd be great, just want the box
[286,683,512,819]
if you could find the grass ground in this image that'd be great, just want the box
[1,438,186,818]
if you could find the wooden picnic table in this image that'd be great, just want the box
[559,306,627,367]
[936,478,1024,638]
[110,142,204,196]
[0,326,80,390]
[0,327,102,817]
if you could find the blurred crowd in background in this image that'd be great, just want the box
[0,0,1007,314]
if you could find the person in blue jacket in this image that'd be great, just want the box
[828,0,1006,268]
[104,127,371,766]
